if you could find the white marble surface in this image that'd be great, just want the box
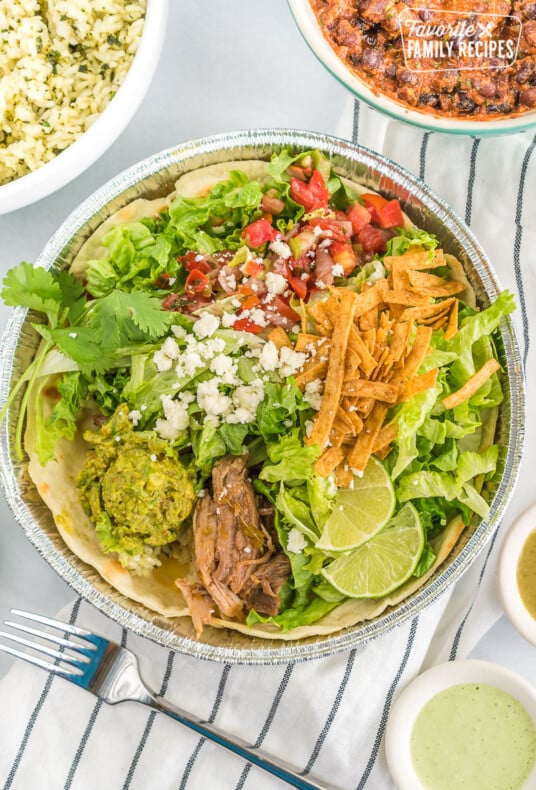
[0,0,534,688]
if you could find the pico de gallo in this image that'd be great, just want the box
[83,149,408,336]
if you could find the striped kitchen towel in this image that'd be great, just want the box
[0,101,535,789]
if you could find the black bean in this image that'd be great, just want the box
[486,102,514,114]
[418,93,440,107]
[454,92,477,113]
[384,62,397,79]
[349,52,362,66]
[526,4,536,20]
[516,60,534,84]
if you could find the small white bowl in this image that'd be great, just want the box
[385,659,536,790]
[498,504,536,647]
[0,0,169,216]
[288,0,536,136]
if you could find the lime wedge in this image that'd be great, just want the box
[320,503,425,598]
[315,457,395,552]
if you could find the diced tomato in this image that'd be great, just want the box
[241,294,260,311]
[242,257,264,276]
[361,193,388,224]
[233,316,264,334]
[307,216,352,242]
[290,170,330,212]
[357,225,386,255]
[273,296,300,323]
[379,199,404,228]
[185,268,209,296]
[330,240,357,276]
[347,202,372,234]
[287,274,308,300]
[242,218,281,247]
[179,251,211,274]
[361,194,404,228]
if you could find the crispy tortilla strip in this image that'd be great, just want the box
[315,446,346,477]
[399,299,456,322]
[444,299,459,340]
[342,401,364,433]
[358,306,379,331]
[307,291,358,448]
[354,280,388,317]
[400,368,439,401]
[408,270,465,295]
[418,282,467,299]
[295,333,329,353]
[308,302,332,336]
[346,403,389,473]
[363,328,376,353]
[268,326,293,349]
[386,320,413,365]
[355,397,375,417]
[390,265,412,292]
[372,422,399,452]
[349,326,376,377]
[335,463,354,488]
[442,358,501,409]
[393,325,433,381]
[341,380,400,402]
[294,360,328,390]
[344,347,361,381]
[371,347,391,381]
[385,289,431,306]
[383,248,445,272]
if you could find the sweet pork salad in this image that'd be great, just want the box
[1,150,515,639]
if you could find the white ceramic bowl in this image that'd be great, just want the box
[288,0,536,136]
[0,0,169,216]
[498,504,536,647]
[385,659,536,789]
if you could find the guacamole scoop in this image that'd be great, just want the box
[78,405,195,562]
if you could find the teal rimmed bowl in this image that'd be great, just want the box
[288,0,536,136]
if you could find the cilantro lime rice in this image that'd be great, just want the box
[0,0,146,186]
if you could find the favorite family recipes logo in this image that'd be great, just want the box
[400,9,522,72]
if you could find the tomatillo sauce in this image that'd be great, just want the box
[410,683,536,789]
[517,529,536,620]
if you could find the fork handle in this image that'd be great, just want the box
[149,695,333,789]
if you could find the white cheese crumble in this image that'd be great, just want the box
[259,340,279,371]
[278,346,307,377]
[196,379,232,419]
[265,271,288,295]
[304,379,323,411]
[221,311,237,328]
[332,263,344,277]
[171,325,187,339]
[155,395,190,441]
[287,528,308,554]
[269,240,292,260]
[193,312,220,339]
[128,409,142,426]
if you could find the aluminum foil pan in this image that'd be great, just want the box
[0,130,524,664]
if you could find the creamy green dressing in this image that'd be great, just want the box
[517,530,536,620]
[410,682,536,790]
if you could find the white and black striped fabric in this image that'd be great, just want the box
[1,100,535,789]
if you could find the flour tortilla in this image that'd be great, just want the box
[24,159,490,640]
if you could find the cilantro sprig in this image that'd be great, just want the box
[1,262,173,457]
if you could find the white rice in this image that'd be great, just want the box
[0,0,146,185]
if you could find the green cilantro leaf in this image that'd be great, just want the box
[2,262,63,327]
[88,290,173,352]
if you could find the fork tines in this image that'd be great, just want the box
[0,608,100,679]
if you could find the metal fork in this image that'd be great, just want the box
[0,610,332,790]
